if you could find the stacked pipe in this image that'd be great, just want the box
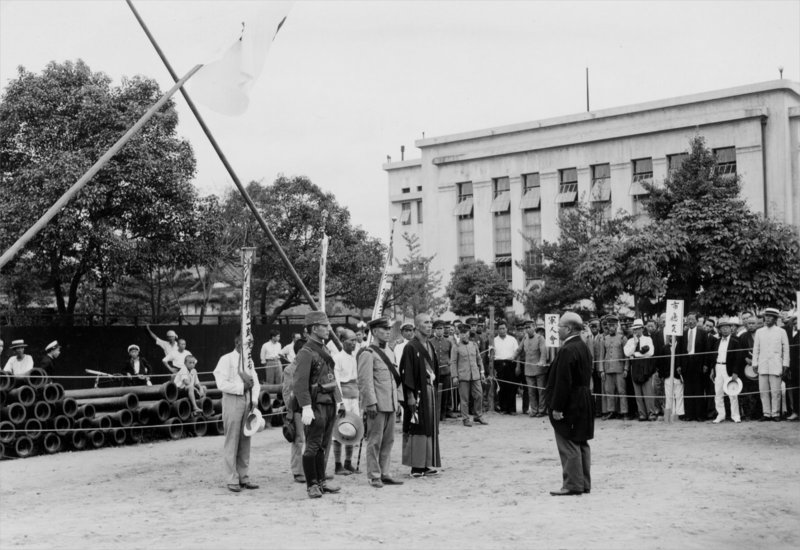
[0,371,279,459]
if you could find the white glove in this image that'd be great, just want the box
[301,405,315,426]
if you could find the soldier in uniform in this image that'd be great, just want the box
[515,320,548,417]
[431,320,456,420]
[357,317,404,488]
[597,315,629,420]
[293,311,346,499]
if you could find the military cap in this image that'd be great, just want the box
[432,320,445,329]
[400,322,415,331]
[368,317,392,330]
[305,310,330,325]
[458,323,471,333]
[605,315,619,323]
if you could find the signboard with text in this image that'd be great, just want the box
[665,299,684,336]
[545,313,560,348]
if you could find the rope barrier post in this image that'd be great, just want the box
[664,337,677,424]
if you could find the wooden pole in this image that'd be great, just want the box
[125,0,340,347]
[0,65,203,270]
[664,337,677,424]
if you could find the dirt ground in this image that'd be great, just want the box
[1,403,798,550]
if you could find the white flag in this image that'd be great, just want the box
[190,1,292,116]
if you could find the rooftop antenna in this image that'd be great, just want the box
[401,145,405,161]
[778,66,784,79]
[586,67,590,112]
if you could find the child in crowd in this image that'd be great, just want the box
[174,355,206,416]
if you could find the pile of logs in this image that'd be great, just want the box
[0,369,280,459]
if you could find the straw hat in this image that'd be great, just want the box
[243,408,266,437]
[10,339,27,350]
[744,364,758,381]
[332,411,364,444]
[724,377,743,397]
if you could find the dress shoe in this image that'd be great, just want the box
[733,419,741,423]
[227,484,242,493]
[369,478,384,488]
[320,482,341,494]
[463,419,474,427]
[638,415,647,422]
[335,464,352,476]
[787,413,799,421]
[550,489,583,496]
[446,412,458,419]
[239,481,259,489]
[583,489,591,494]
[474,417,489,425]
[713,416,725,424]
[326,474,334,480]
[381,477,404,485]
[423,468,439,476]
[344,461,359,474]
[772,417,781,422]
[293,474,306,483]
[307,484,323,499]
[759,416,771,422]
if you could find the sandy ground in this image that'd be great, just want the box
[1,403,799,550]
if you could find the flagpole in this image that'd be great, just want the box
[126,0,340,347]
[0,64,202,270]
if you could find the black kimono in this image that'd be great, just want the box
[399,336,441,469]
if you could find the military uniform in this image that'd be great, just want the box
[294,314,343,496]
[598,328,629,416]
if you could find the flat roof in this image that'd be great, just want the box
[414,80,800,149]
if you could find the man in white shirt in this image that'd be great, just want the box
[710,317,740,423]
[332,329,360,475]
[164,338,191,376]
[3,340,34,377]
[146,325,179,357]
[280,333,302,364]
[260,330,283,385]
[492,321,519,414]
[213,334,261,492]
[752,307,790,421]
[623,319,656,421]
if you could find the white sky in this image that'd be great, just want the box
[1,0,798,242]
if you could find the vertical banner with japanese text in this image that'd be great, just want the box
[545,313,560,348]
[240,247,256,373]
[665,300,685,336]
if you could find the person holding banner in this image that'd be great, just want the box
[213,334,260,493]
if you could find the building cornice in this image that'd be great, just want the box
[415,80,798,149]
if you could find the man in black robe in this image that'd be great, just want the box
[545,312,594,496]
[400,313,441,477]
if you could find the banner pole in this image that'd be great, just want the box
[124,0,339,346]
[0,64,202,270]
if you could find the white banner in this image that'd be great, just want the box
[545,313,560,348]
[240,247,256,372]
[319,233,328,312]
[665,299,685,336]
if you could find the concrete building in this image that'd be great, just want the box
[384,80,800,314]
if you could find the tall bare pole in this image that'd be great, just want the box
[586,67,590,112]
[126,0,338,344]
[0,65,202,270]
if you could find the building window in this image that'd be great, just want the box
[525,249,544,281]
[521,173,541,209]
[401,187,410,194]
[668,153,688,175]
[456,181,474,261]
[400,202,412,225]
[523,209,542,281]
[495,255,512,284]
[590,163,611,202]
[714,147,737,179]
[490,177,511,213]
[416,185,422,191]
[458,216,474,262]
[556,168,578,206]
[416,200,423,225]
[453,181,473,216]
[631,195,651,227]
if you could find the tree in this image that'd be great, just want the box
[446,260,514,318]
[520,201,635,316]
[390,232,447,318]
[219,176,385,324]
[630,136,800,314]
[0,60,197,319]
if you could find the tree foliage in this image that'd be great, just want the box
[0,60,197,318]
[520,202,636,316]
[390,232,447,318]
[446,260,514,318]
[219,176,385,324]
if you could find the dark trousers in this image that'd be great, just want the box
[519,369,530,413]
[683,368,706,420]
[302,402,335,488]
[495,360,516,413]
[554,430,591,493]
[439,373,452,418]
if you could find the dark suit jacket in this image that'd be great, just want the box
[122,357,151,377]
[400,337,439,437]
[545,335,594,442]
[786,325,799,371]
[709,335,739,377]
[678,327,710,373]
